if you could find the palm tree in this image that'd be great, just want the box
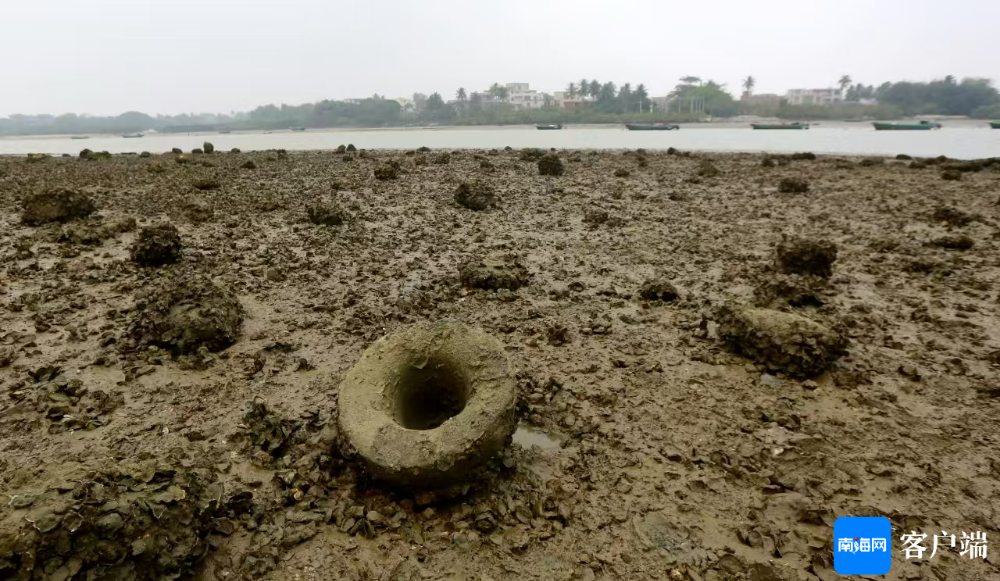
[543,93,554,108]
[635,84,649,112]
[742,76,756,96]
[566,82,578,100]
[579,79,589,100]
[680,76,702,86]
[488,83,503,100]
[456,88,467,102]
[838,75,852,97]
[589,80,601,100]
[619,83,632,112]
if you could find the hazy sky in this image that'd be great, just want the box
[3,0,997,117]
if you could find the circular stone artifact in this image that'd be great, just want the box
[338,321,517,487]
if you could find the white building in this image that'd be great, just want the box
[785,88,842,106]
[553,91,584,110]
[505,83,545,110]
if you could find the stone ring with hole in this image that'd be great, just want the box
[338,321,517,488]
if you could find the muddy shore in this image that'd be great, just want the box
[1,148,999,580]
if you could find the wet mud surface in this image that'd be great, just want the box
[2,148,1000,580]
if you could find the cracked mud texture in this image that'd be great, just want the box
[2,149,1000,581]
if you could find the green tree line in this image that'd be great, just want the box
[2,75,998,136]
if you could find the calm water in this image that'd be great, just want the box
[3,123,998,159]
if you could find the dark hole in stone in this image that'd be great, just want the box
[390,359,469,430]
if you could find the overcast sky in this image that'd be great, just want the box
[3,0,997,117]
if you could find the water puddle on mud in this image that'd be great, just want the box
[512,424,563,451]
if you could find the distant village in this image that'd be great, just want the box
[375,83,871,114]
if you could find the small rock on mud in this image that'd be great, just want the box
[125,272,244,355]
[778,178,809,194]
[131,223,183,266]
[306,202,347,226]
[775,236,837,278]
[459,257,530,291]
[21,189,97,226]
[454,180,497,211]
[716,306,848,378]
[538,154,565,176]
[639,279,679,302]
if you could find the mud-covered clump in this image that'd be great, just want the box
[126,272,244,355]
[193,177,221,190]
[79,148,94,160]
[696,160,721,177]
[433,152,451,165]
[761,157,776,168]
[459,257,530,291]
[716,306,847,378]
[754,274,827,308]
[58,217,137,245]
[930,234,974,250]
[778,177,810,193]
[519,148,546,162]
[346,144,357,152]
[454,180,497,211]
[171,147,183,154]
[538,153,565,176]
[639,279,679,302]
[241,160,256,169]
[306,201,347,226]
[373,163,400,181]
[182,198,214,223]
[21,189,97,226]
[131,223,183,266]
[790,152,816,161]
[583,208,624,228]
[0,464,227,581]
[614,168,630,178]
[775,236,838,279]
[932,206,972,227]
[941,169,962,181]
[203,141,215,154]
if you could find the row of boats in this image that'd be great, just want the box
[65,120,1000,140]
[536,121,1000,131]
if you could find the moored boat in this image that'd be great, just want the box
[536,124,563,130]
[70,136,90,140]
[290,127,307,132]
[751,122,809,130]
[990,121,1000,129]
[625,123,679,131]
[121,133,144,138]
[872,121,941,130]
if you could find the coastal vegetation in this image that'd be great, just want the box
[1,76,997,136]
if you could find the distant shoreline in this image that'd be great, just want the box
[0,117,993,141]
